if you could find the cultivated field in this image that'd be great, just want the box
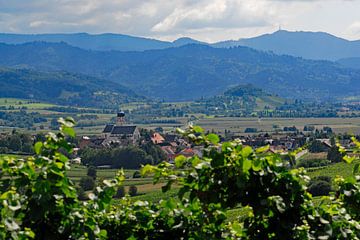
[196,117,360,135]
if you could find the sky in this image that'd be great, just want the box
[0,0,359,43]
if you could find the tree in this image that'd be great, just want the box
[114,186,125,198]
[79,176,95,191]
[308,176,332,196]
[87,166,97,179]
[128,185,138,196]
[309,140,327,153]
[327,145,343,163]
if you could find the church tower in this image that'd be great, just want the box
[116,111,125,125]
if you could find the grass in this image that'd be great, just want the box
[0,98,55,109]
[131,188,178,202]
[306,159,359,180]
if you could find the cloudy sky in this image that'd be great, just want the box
[0,0,359,42]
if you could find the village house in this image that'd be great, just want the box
[151,132,165,144]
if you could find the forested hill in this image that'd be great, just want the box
[0,41,360,101]
[0,67,142,108]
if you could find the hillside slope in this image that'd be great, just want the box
[0,67,142,108]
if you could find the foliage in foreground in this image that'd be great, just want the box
[2,119,360,239]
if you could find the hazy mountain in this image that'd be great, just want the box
[0,33,204,52]
[172,37,206,47]
[1,31,360,61]
[0,41,359,101]
[213,30,360,61]
[337,57,360,69]
[0,67,142,107]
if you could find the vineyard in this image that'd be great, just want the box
[2,118,360,239]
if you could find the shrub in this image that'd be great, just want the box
[77,186,88,201]
[244,127,257,133]
[87,165,97,179]
[114,186,125,198]
[309,140,327,153]
[128,185,138,196]
[308,176,332,196]
[133,171,141,178]
[79,176,95,191]
[296,158,330,168]
[327,146,344,163]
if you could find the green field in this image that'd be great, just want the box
[306,159,359,180]
[196,117,360,135]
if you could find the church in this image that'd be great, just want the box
[102,112,140,146]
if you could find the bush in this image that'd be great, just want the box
[327,146,344,163]
[244,127,257,133]
[114,186,125,198]
[77,186,88,200]
[87,165,97,179]
[133,171,141,178]
[309,140,327,153]
[296,158,330,168]
[128,185,138,196]
[79,176,95,191]
[308,176,332,196]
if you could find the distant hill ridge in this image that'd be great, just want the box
[0,41,359,101]
[214,30,360,61]
[0,30,360,60]
[0,32,205,52]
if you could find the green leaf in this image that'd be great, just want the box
[242,146,253,158]
[243,158,252,172]
[140,165,155,176]
[256,145,269,153]
[175,155,187,168]
[176,128,185,134]
[207,133,220,144]
[193,126,204,133]
[62,126,76,138]
[34,142,43,155]
[252,158,262,171]
[343,155,355,164]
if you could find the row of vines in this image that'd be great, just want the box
[1,118,360,239]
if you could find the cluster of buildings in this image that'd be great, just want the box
[79,112,354,164]
[79,112,201,163]
[79,112,140,149]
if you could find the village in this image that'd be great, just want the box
[76,111,354,167]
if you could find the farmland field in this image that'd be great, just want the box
[196,117,360,135]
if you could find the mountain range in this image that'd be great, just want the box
[0,33,204,52]
[1,30,360,61]
[0,41,359,101]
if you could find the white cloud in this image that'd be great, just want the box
[0,0,359,41]
[345,21,360,39]
[151,0,274,33]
